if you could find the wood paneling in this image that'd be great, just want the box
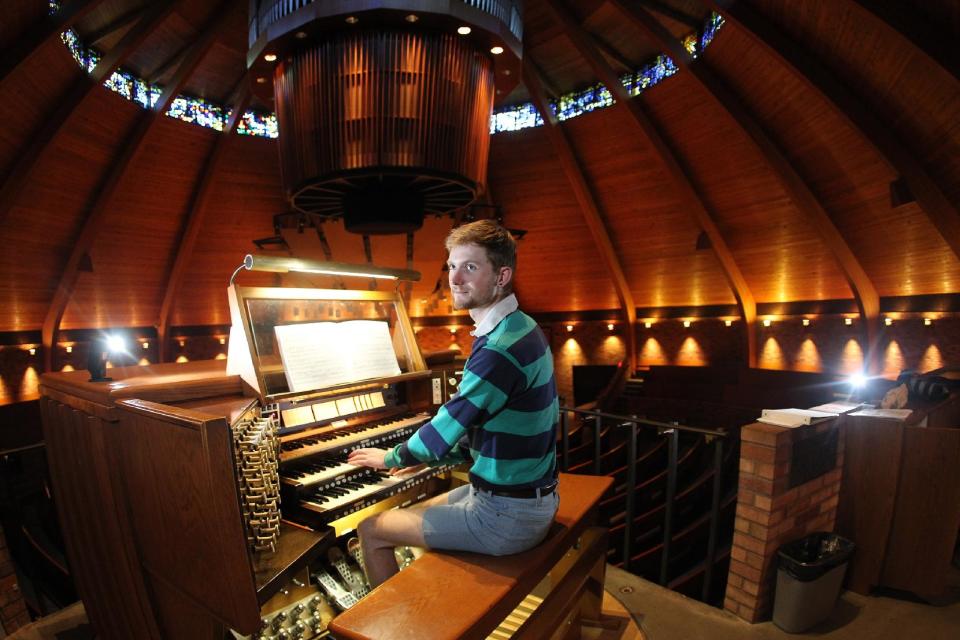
[488,126,619,314]
[173,135,284,327]
[706,21,960,297]
[62,97,219,331]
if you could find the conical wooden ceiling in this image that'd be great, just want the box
[1,0,958,354]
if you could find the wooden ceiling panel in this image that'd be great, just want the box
[1,0,48,48]
[60,116,217,329]
[902,0,960,39]
[0,39,81,176]
[557,102,737,306]
[752,0,960,223]
[525,35,597,98]
[0,87,142,332]
[488,127,619,313]
[186,40,246,105]
[706,22,960,297]
[640,70,852,302]
[123,3,214,81]
[173,136,284,327]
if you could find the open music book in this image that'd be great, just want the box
[757,408,839,428]
[274,320,401,392]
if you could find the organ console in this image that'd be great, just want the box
[38,264,465,639]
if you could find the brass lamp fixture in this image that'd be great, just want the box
[248,1,523,233]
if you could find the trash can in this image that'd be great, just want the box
[772,532,855,633]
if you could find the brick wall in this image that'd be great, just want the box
[0,525,30,633]
[724,420,844,623]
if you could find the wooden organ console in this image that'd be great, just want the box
[38,265,465,639]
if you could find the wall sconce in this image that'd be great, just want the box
[606,323,614,331]
[142,341,150,349]
[565,324,574,332]
[65,345,73,353]
[802,318,810,327]
[178,339,186,348]
[449,327,457,334]
[219,337,227,345]
[924,318,933,326]
[682,320,691,328]
[844,317,853,326]
[28,347,36,356]
[724,320,732,327]
[644,321,652,329]
[762,319,772,327]
[884,317,893,326]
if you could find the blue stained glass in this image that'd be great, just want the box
[50,4,722,140]
[700,12,725,50]
[490,103,543,133]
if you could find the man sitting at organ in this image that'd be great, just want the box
[348,220,560,587]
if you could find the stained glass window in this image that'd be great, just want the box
[490,12,724,133]
[49,5,723,140]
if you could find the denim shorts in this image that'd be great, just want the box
[421,483,559,556]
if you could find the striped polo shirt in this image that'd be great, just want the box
[384,307,558,490]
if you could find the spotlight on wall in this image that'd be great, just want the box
[682,320,691,328]
[924,318,933,326]
[607,323,614,331]
[449,327,457,334]
[802,318,810,327]
[65,345,73,353]
[566,324,574,333]
[142,341,150,349]
[644,321,652,329]
[28,347,36,356]
[762,319,772,327]
[884,317,893,326]
[844,317,853,326]
[724,320,732,327]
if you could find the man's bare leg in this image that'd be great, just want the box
[357,488,454,587]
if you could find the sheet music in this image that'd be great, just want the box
[275,320,401,392]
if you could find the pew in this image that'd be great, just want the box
[330,473,613,640]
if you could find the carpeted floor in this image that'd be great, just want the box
[605,565,960,640]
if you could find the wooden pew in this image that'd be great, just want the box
[330,473,613,640]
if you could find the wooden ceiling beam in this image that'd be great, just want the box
[848,0,959,82]
[0,0,178,229]
[0,0,107,85]
[40,3,230,370]
[612,0,881,366]
[522,57,638,372]
[591,35,635,74]
[639,0,702,29]
[701,0,960,265]
[157,83,251,362]
[83,4,147,46]
[545,0,757,366]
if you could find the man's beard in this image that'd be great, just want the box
[453,282,500,310]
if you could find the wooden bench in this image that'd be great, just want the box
[330,473,613,640]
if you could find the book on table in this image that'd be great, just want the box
[757,408,839,428]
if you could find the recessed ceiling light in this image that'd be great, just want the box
[264,53,277,62]
[256,76,268,84]
[457,26,471,35]
[502,69,511,76]
[346,16,359,24]
[295,31,308,39]
[490,46,504,55]
[405,14,418,23]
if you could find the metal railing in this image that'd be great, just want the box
[559,405,730,602]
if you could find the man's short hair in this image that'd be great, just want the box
[445,220,517,273]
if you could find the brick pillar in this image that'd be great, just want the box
[723,420,845,623]
[0,524,31,633]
